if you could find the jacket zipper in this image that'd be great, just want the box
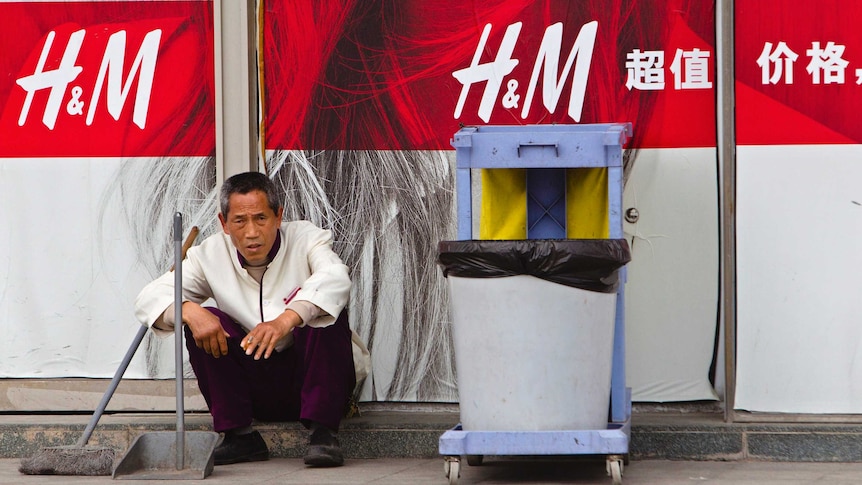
[258,267,267,322]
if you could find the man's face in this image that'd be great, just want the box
[218,190,284,266]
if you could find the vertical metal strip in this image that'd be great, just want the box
[716,0,737,423]
[610,267,627,422]
[258,0,267,173]
[214,0,225,186]
[214,0,259,182]
[457,167,472,240]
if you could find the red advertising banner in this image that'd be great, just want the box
[736,1,862,145]
[0,1,214,158]
[264,0,716,151]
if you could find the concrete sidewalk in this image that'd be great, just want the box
[5,457,862,484]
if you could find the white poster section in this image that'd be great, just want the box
[624,147,720,402]
[0,158,175,380]
[0,149,722,409]
[736,144,862,413]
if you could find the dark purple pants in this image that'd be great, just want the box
[184,307,356,433]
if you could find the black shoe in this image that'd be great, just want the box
[303,425,344,467]
[214,430,269,466]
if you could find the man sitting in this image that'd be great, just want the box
[135,171,356,467]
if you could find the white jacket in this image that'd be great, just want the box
[135,221,370,383]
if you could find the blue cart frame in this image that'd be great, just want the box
[439,123,633,485]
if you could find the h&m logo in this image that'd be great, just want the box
[452,21,597,123]
[16,28,161,130]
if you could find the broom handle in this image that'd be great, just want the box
[75,225,199,448]
[75,324,148,448]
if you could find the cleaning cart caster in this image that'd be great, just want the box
[466,454,484,466]
[606,455,624,484]
[444,456,461,485]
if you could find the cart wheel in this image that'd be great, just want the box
[444,456,460,485]
[466,454,484,466]
[606,455,624,485]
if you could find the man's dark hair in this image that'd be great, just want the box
[220,172,281,217]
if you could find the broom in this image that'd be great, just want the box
[19,226,199,476]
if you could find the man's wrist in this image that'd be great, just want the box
[180,301,196,323]
[286,300,320,326]
[280,308,303,330]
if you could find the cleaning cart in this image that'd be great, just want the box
[438,123,633,485]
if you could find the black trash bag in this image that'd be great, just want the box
[437,239,631,293]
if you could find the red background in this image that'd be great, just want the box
[264,0,717,151]
[0,1,214,158]
[736,1,862,145]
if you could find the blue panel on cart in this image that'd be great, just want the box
[527,168,566,239]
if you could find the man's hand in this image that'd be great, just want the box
[182,302,230,358]
[241,309,302,360]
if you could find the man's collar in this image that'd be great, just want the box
[236,229,281,267]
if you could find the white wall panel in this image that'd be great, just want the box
[736,145,862,413]
[0,158,157,378]
[624,148,719,402]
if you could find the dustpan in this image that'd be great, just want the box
[113,213,219,479]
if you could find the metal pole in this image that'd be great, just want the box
[214,0,225,187]
[716,0,737,423]
[174,212,185,469]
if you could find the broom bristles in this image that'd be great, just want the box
[19,446,116,476]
